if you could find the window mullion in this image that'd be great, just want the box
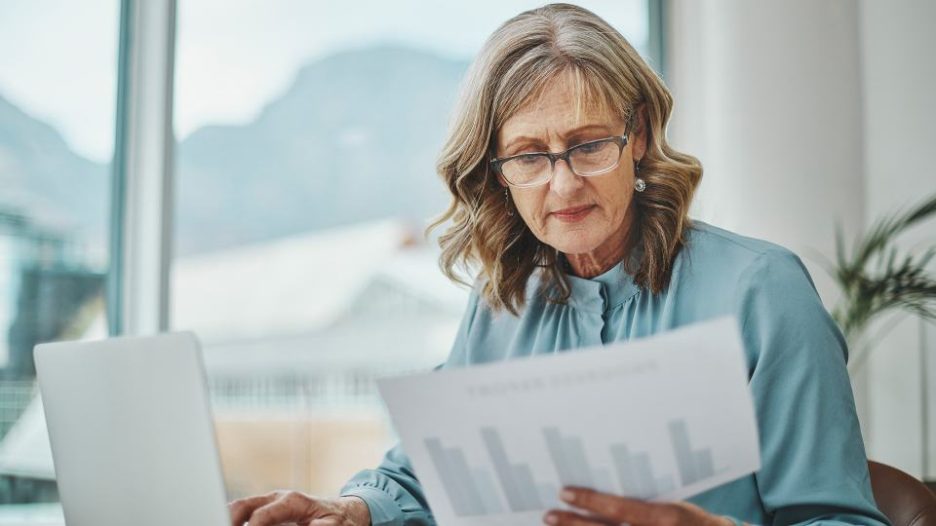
[109,0,177,336]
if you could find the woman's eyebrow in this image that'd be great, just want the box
[560,123,614,139]
[502,124,615,154]
[502,136,547,155]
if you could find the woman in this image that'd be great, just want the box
[229,4,888,525]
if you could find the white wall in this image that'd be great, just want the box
[858,0,936,478]
[666,0,865,304]
[666,0,936,477]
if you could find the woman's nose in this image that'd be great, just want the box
[549,158,585,198]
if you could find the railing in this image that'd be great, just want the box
[206,368,407,411]
[0,382,37,441]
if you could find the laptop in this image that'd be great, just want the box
[34,332,232,526]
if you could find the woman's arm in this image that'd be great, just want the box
[737,249,890,526]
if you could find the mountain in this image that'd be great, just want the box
[0,45,470,258]
[0,94,109,256]
[175,45,469,254]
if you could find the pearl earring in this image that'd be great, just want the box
[504,188,514,216]
[635,161,646,193]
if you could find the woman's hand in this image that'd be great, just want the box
[543,487,735,526]
[228,491,370,526]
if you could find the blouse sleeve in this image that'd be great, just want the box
[338,289,481,525]
[736,249,889,525]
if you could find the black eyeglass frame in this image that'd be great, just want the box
[490,134,630,188]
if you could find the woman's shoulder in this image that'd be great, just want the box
[669,221,822,317]
[685,220,796,260]
[679,220,809,282]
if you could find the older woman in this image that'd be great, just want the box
[229,4,888,526]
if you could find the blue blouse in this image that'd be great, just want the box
[339,221,889,526]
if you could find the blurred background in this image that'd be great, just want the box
[0,0,932,523]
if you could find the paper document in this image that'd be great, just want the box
[377,317,761,526]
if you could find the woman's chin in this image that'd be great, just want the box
[547,237,603,257]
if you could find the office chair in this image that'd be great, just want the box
[869,460,936,526]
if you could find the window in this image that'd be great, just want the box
[171,0,654,499]
[0,0,119,521]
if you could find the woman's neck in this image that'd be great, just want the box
[565,247,626,278]
[564,214,636,279]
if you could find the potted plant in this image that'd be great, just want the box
[830,194,936,373]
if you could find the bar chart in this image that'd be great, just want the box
[424,417,718,517]
[378,317,761,525]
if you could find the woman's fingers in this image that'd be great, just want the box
[557,486,669,524]
[228,490,318,526]
[547,487,730,525]
[229,493,277,526]
[544,508,619,525]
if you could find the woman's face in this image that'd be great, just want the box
[495,74,646,260]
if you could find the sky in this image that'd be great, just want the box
[0,0,648,164]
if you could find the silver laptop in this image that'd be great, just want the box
[34,332,231,526]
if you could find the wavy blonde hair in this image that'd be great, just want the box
[430,3,702,314]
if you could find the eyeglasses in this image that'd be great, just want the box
[490,134,629,188]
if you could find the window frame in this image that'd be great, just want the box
[108,0,177,337]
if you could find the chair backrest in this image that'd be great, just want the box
[869,460,936,526]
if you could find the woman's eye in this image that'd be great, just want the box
[516,155,542,165]
[577,142,603,154]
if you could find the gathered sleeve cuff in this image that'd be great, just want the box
[339,441,437,525]
[339,485,406,526]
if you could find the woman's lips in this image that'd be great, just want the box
[551,205,595,222]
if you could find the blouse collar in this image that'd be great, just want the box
[563,259,641,314]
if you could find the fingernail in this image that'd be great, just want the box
[544,512,558,524]
[560,489,575,502]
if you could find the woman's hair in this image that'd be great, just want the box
[430,3,702,314]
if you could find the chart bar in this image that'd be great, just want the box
[448,446,488,515]
[543,427,576,485]
[471,467,504,514]
[669,419,699,485]
[425,438,473,516]
[481,427,529,512]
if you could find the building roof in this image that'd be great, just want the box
[0,218,471,479]
[172,218,466,343]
